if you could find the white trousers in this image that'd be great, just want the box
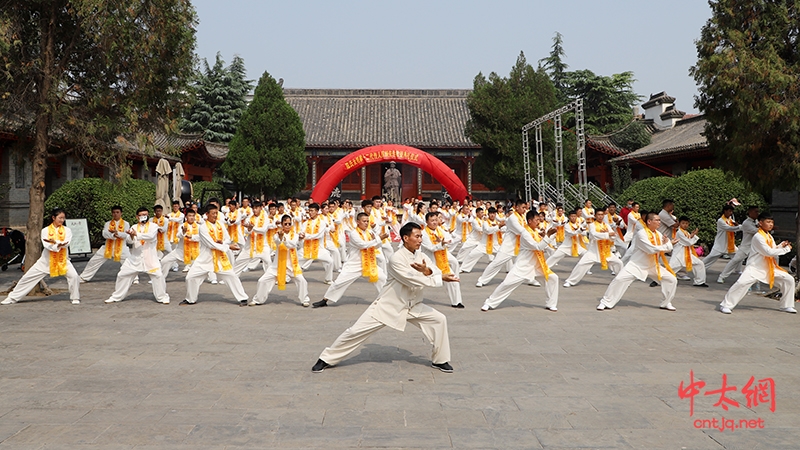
[253,266,308,304]
[233,251,271,276]
[460,247,493,273]
[484,268,558,310]
[456,241,478,262]
[600,265,677,308]
[300,247,334,282]
[107,264,169,303]
[440,254,463,306]
[546,247,582,267]
[722,268,795,311]
[330,243,342,271]
[703,247,734,270]
[319,301,451,365]
[7,258,80,301]
[477,250,517,285]
[160,250,189,277]
[184,266,248,303]
[669,254,707,285]
[565,254,623,285]
[719,249,749,280]
[80,245,130,281]
[323,264,386,303]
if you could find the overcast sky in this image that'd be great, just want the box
[193,0,711,113]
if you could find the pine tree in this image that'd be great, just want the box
[538,32,569,102]
[182,53,252,143]
[221,71,307,198]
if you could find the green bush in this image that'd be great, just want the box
[619,169,767,246]
[45,178,156,247]
[191,180,228,205]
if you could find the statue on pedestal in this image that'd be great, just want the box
[383,162,401,203]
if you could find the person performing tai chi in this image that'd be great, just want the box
[2,208,80,305]
[481,210,559,312]
[160,209,200,279]
[166,201,185,272]
[181,204,249,306]
[104,207,169,304]
[421,212,464,308]
[233,200,273,275]
[545,209,587,267]
[596,212,678,311]
[562,209,623,287]
[299,203,335,284]
[476,199,537,287]
[79,205,131,282]
[719,213,796,314]
[312,212,387,308]
[718,205,760,284]
[250,214,309,307]
[668,216,708,288]
[311,222,459,374]
[703,204,741,272]
[460,207,501,273]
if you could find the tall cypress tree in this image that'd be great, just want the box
[221,71,307,198]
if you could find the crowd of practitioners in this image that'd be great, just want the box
[2,194,796,372]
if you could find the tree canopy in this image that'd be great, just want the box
[221,71,307,198]
[181,52,252,143]
[0,0,197,269]
[465,52,559,195]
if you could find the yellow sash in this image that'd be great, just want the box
[357,228,379,282]
[154,216,166,251]
[609,214,625,240]
[645,227,675,280]
[723,215,736,253]
[47,224,68,278]
[594,222,612,270]
[758,229,786,288]
[104,219,125,261]
[277,230,302,290]
[183,223,199,265]
[513,210,524,256]
[249,211,267,257]
[227,210,240,244]
[554,213,566,243]
[303,217,321,259]
[167,212,181,243]
[206,221,232,272]
[136,221,150,247]
[567,222,584,257]
[484,219,496,255]
[679,228,698,272]
[425,227,451,275]
[267,215,277,250]
[583,207,594,218]
[329,214,341,248]
[524,224,554,280]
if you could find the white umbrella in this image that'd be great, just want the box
[155,158,172,209]
[173,162,186,207]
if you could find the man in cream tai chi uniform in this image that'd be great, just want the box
[703,204,741,272]
[562,210,623,287]
[545,209,587,267]
[311,222,459,374]
[181,204,249,306]
[719,213,796,314]
[160,209,201,279]
[250,214,309,307]
[421,212,464,308]
[481,211,560,312]
[233,200,273,275]
[476,199,537,287]
[79,205,132,282]
[299,203,335,284]
[597,212,678,311]
[718,206,760,284]
[668,216,708,287]
[105,207,170,304]
[312,212,388,308]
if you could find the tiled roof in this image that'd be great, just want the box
[283,89,480,149]
[660,105,686,120]
[641,91,676,109]
[608,115,708,163]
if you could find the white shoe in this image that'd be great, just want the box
[546,306,557,312]
[660,304,677,311]
[104,298,120,303]
[71,299,80,305]
[678,275,691,281]
[79,277,87,284]
[720,306,732,314]
[611,271,616,276]
[302,298,310,307]
[780,307,797,314]
[132,279,139,285]
[210,280,218,285]
[716,276,724,284]
[171,266,179,272]
[148,280,153,285]
[323,280,333,285]
[182,266,190,272]
[529,280,541,287]
[480,304,492,312]
[218,280,225,285]
[158,297,170,304]
[587,271,592,275]
[596,303,608,311]
[475,282,483,287]
[1,297,16,305]
[562,281,572,288]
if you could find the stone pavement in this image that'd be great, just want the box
[0,252,799,449]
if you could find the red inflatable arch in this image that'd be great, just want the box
[310,144,469,203]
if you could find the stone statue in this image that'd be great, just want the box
[383,162,401,203]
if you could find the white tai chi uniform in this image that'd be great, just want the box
[460,218,500,273]
[483,226,559,310]
[545,221,587,267]
[421,226,463,306]
[719,216,758,281]
[599,228,677,309]
[703,215,741,270]
[604,213,627,257]
[251,231,309,305]
[477,211,526,286]
[318,245,450,366]
[721,231,795,311]
[668,228,707,285]
[456,216,482,262]
[564,222,623,286]
[233,211,273,275]
[621,213,644,265]
[2,226,80,304]
[106,220,169,304]
[299,216,334,283]
[184,220,249,304]
[79,219,131,281]
[152,215,172,257]
[322,228,387,303]
[370,208,395,262]
[160,224,200,277]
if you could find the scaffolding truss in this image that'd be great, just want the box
[522,99,587,205]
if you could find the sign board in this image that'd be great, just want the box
[65,218,92,257]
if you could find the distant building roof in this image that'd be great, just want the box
[642,91,676,109]
[608,115,708,163]
[660,105,685,120]
[283,89,480,149]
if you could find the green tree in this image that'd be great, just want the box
[564,69,642,134]
[538,32,569,103]
[221,71,307,198]
[181,52,252,143]
[0,0,196,271]
[690,0,800,294]
[465,52,560,195]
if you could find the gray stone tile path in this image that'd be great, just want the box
[0,254,798,448]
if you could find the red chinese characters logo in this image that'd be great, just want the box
[678,372,775,416]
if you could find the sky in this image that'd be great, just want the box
[192,0,712,113]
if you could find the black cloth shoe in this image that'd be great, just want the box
[649,281,659,287]
[239,300,247,307]
[694,283,709,288]
[179,300,194,306]
[312,299,328,308]
[432,362,453,373]
[451,303,465,309]
[312,359,331,373]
